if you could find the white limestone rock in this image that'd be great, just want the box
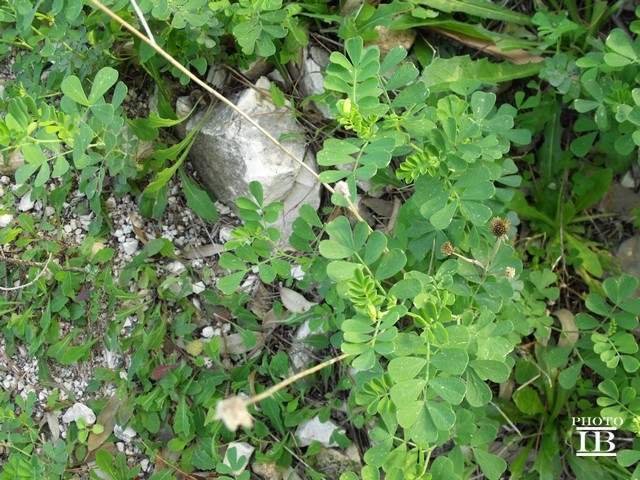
[295,415,342,447]
[62,403,96,425]
[223,442,255,474]
[187,77,320,245]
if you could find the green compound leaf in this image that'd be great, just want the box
[618,450,640,468]
[61,75,90,106]
[218,271,246,295]
[430,201,457,230]
[426,400,455,431]
[388,357,427,382]
[88,67,119,104]
[390,379,427,405]
[319,240,355,260]
[473,448,507,480]
[604,276,638,305]
[406,403,439,445]
[388,278,422,299]
[470,359,510,383]
[465,369,492,407]
[605,29,638,62]
[327,261,360,281]
[317,139,360,166]
[431,348,468,375]
[429,377,466,405]
[374,248,406,280]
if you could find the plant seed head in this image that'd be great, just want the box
[440,241,454,256]
[490,217,510,238]
[505,267,516,278]
[214,396,253,431]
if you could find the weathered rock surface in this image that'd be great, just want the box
[600,183,640,219]
[367,25,416,59]
[62,403,96,425]
[295,415,342,447]
[617,234,640,297]
[314,448,361,479]
[223,442,254,475]
[252,462,302,480]
[187,77,320,244]
[291,45,332,118]
[0,150,25,176]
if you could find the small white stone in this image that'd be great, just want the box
[62,403,96,425]
[63,224,73,234]
[223,442,254,475]
[291,265,305,280]
[105,350,123,369]
[114,425,137,442]
[621,171,636,189]
[0,214,13,227]
[202,326,215,339]
[122,239,139,255]
[140,459,150,472]
[18,193,35,211]
[219,227,234,243]
[168,261,186,275]
[105,197,117,209]
[295,416,341,447]
[116,442,124,452]
[191,281,205,294]
[45,206,55,217]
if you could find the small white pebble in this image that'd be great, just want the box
[114,425,137,442]
[122,239,139,255]
[202,326,215,339]
[191,281,205,294]
[216,202,231,215]
[620,171,636,189]
[18,193,35,211]
[0,214,13,227]
[45,206,55,217]
[168,261,186,275]
[62,403,96,425]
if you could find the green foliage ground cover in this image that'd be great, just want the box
[1,0,640,478]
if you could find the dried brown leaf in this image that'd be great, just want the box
[86,394,132,457]
[555,309,579,347]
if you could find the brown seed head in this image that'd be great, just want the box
[490,217,510,238]
[440,241,454,256]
